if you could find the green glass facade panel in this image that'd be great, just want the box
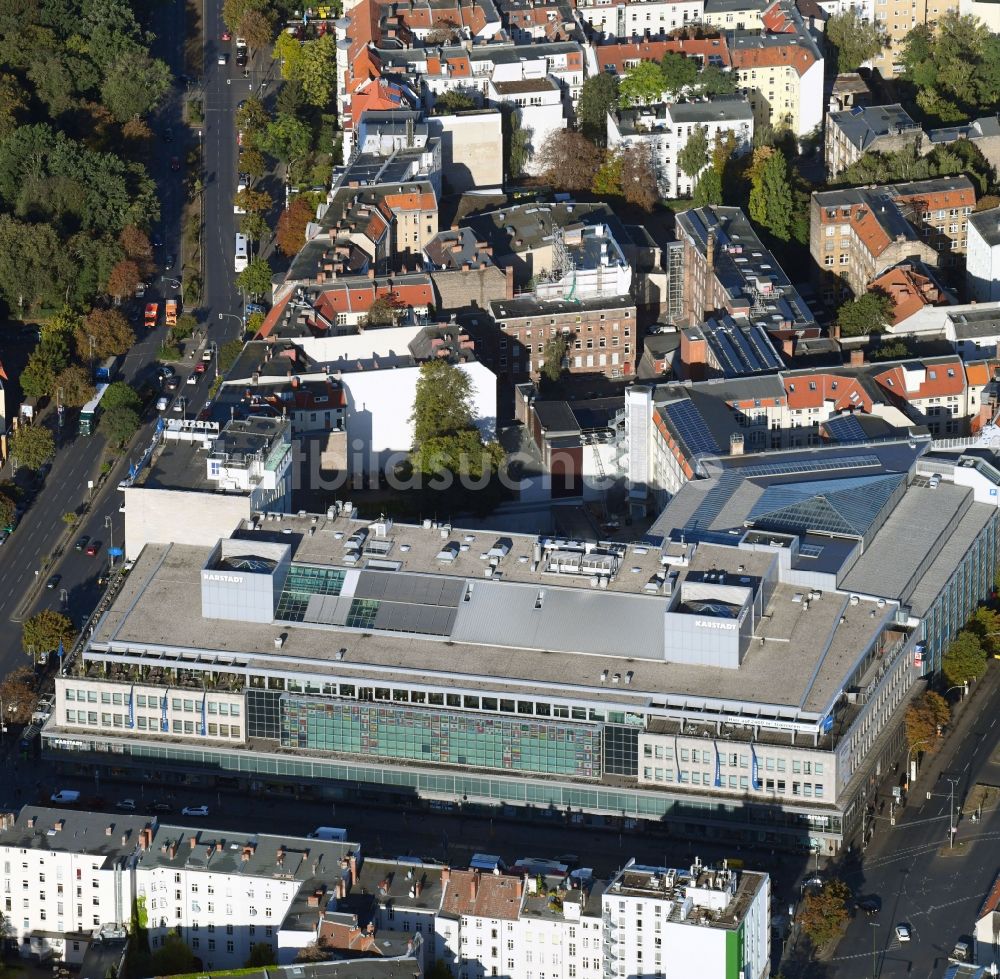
[279,698,601,779]
[274,565,346,622]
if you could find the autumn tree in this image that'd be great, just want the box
[10,425,54,471]
[364,295,404,327]
[534,131,605,193]
[223,0,268,32]
[76,309,135,361]
[620,144,659,210]
[234,188,273,214]
[239,148,266,181]
[21,609,75,659]
[276,196,316,256]
[592,152,624,196]
[942,630,988,688]
[904,690,951,752]
[968,605,1000,658]
[797,879,852,950]
[299,35,337,108]
[0,667,38,724]
[239,8,273,52]
[120,225,152,264]
[54,365,96,407]
[106,259,141,301]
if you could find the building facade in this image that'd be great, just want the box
[967,207,1000,304]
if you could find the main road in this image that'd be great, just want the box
[0,0,246,680]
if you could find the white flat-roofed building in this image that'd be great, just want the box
[602,860,770,979]
[608,96,753,198]
[967,207,1000,304]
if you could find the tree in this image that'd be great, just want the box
[748,147,793,242]
[942,630,988,688]
[276,195,316,256]
[236,258,272,299]
[102,405,141,446]
[100,54,172,122]
[260,113,312,164]
[0,215,72,313]
[239,8,273,53]
[0,492,13,530]
[620,144,658,211]
[835,290,894,338]
[540,336,567,383]
[223,0,268,32]
[411,359,476,447]
[239,148,266,181]
[677,124,710,186]
[241,212,269,243]
[904,690,951,752]
[149,936,198,976]
[119,225,152,265]
[507,112,530,179]
[660,51,698,96]
[826,11,886,72]
[76,309,135,361]
[0,73,27,138]
[106,259,141,301]
[10,425,54,471]
[364,295,403,327]
[968,606,1000,658]
[54,365,96,407]
[692,166,723,206]
[295,939,332,963]
[172,314,197,342]
[236,97,269,137]
[592,151,624,196]
[694,64,737,97]
[244,944,277,968]
[218,338,244,373]
[20,354,59,401]
[247,311,265,336]
[433,89,478,114]
[102,381,142,413]
[21,609,75,658]
[619,60,664,107]
[577,72,619,144]
[299,35,337,108]
[534,131,605,192]
[0,667,38,724]
[234,188,272,214]
[797,879,852,950]
[274,31,307,81]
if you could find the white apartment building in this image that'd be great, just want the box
[486,76,567,174]
[602,860,770,979]
[967,207,1000,304]
[576,0,705,38]
[607,96,753,198]
[0,808,363,970]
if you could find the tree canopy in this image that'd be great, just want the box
[236,258,273,299]
[904,690,950,751]
[826,11,887,72]
[577,72,619,144]
[797,879,852,950]
[10,424,54,470]
[22,609,75,657]
[534,131,605,193]
[942,629,988,687]
[748,147,794,242]
[76,308,135,361]
[836,291,894,338]
[836,138,994,195]
[619,61,664,107]
[677,124,709,182]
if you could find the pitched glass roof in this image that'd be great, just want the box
[746,472,906,538]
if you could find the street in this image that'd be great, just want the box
[812,676,1000,979]
[0,0,247,680]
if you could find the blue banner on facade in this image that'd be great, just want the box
[161,694,169,732]
[201,698,207,736]
[751,744,760,791]
[714,742,722,787]
[128,687,134,728]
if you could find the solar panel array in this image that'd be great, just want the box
[823,414,868,442]
[662,400,721,457]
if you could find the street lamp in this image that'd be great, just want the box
[946,777,959,848]
[945,682,968,701]
[905,738,932,789]
[869,921,880,979]
[105,515,114,571]
[161,276,185,308]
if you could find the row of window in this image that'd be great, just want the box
[64,689,239,715]
[64,710,241,739]
[642,767,825,796]
[643,744,823,775]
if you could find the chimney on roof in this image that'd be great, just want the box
[730,432,744,456]
[350,853,358,886]
[54,820,65,832]
[189,835,198,849]
[505,265,515,299]
[706,230,716,269]
[105,825,113,837]
[850,347,865,367]
[470,870,480,902]
[169,844,177,859]
[368,268,375,279]
[441,867,451,886]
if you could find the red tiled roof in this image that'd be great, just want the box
[314,279,434,317]
[979,873,1000,919]
[254,293,293,340]
[872,360,965,400]
[783,374,873,412]
[596,37,731,73]
[868,266,950,326]
[442,871,523,920]
[731,42,817,74]
[383,191,437,211]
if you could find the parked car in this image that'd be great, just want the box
[46,574,61,590]
[170,156,181,171]
[150,802,172,813]
[194,362,206,374]
[115,799,137,811]
[156,396,169,411]
[75,536,90,551]
[181,805,209,817]
[187,373,198,385]
[164,377,180,392]
[50,790,80,803]
[895,924,910,943]
[246,302,266,315]
[157,365,176,379]
[164,254,175,271]
[217,52,228,65]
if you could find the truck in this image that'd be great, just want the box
[94,355,120,383]
[145,303,159,328]
[307,827,348,841]
[165,299,178,327]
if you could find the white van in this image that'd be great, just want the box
[50,790,80,803]
[307,826,348,841]
[234,233,248,273]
